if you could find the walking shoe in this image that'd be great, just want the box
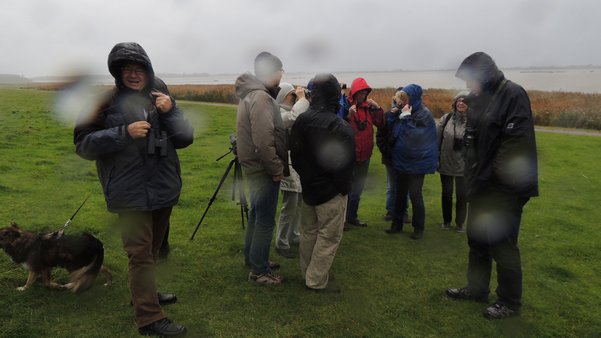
[441,222,451,230]
[456,224,465,233]
[385,224,403,234]
[483,303,519,320]
[269,261,281,270]
[446,287,489,303]
[384,212,393,221]
[248,272,285,285]
[346,219,368,227]
[275,247,296,259]
[410,231,423,240]
[138,318,186,336]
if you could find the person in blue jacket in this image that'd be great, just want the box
[384,84,438,239]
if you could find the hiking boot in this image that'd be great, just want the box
[138,318,186,336]
[275,247,296,259]
[410,231,424,240]
[346,219,368,227]
[456,224,465,233]
[248,272,285,285]
[385,224,403,234]
[483,303,519,320]
[384,212,393,221]
[441,222,451,230]
[446,287,488,303]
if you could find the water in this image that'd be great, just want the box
[161,67,601,93]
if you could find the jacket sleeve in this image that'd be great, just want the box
[492,89,538,192]
[280,98,309,129]
[73,107,133,161]
[330,120,356,195]
[375,112,390,156]
[154,79,194,149]
[371,107,386,128]
[250,93,284,176]
[437,113,450,149]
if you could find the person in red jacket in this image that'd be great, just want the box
[344,78,385,228]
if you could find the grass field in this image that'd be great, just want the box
[0,87,600,337]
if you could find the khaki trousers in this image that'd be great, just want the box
[299,194,347,289]
[119,207,172,328]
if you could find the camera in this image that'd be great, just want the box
[453,137,463,151]
[147,130,168,157]
[356,120,368,131]
[229,134,238,155]
[463,127,477,148]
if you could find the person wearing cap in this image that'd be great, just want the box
[74,42,193,336]
[446,52,539,320]
[290,73,355,292]
[274,83,310,259]
[384,84,438,240]
[235,51,289,285]
[437,91,470,232]
[345,77,385,229]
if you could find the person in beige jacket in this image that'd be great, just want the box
[235,51,288,285]
[274,82,310,259]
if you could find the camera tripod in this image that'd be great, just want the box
[190,147,248,240]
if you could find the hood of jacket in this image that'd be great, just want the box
[108,42,155,92]
[455,52,505,94]
[235,72,270,99]
[348,77,372,105]
[309,73,341,113]
[276,82,295,107]
[402,84,423,111]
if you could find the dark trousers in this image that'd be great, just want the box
[119,207,172,328]
[346,160,370,221]
[440,174,467,226]
[392,173,425,232]
[466,196,529,310]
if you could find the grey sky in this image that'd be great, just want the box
[2,0,600,77]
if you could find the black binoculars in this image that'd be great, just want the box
[147,129,168,157]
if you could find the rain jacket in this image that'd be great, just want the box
[437,95,468,176]
[347,78,385,162]
[74,42,194,212]
[290,74,356,206]
[276,83,310,192]
[455,52,538,199]
[235,73,289,178]
[389,84,438,174]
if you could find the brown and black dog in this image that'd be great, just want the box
[0,222,112,292]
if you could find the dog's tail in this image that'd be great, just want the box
[69,234,105,293]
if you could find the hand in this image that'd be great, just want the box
[349,105,357,117]
[127,121,151,139]
[391,107,400,113]
[367,99,380,110]
[272,175,283,182]
[295,87,305,99]
[152,91,173,113]
[401,104,412,114]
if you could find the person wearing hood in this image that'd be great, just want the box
[74,42,193,336]
[290,73,355,292]
[437,91,470,232]
[274,82,310,259]
[384,84,438,240]
[235,51,288,285]
[345,77,385,228]
[446,52,539,320]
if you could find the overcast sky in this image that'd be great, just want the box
[2,0,600,77]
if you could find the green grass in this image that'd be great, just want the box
[0,87,600,337]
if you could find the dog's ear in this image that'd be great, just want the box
[10,222,19,229]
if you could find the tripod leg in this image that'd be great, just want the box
[190,159,236,240]
[234,159,248,230]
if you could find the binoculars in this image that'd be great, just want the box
[147,129,168,157]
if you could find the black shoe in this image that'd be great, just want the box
[138,318,186,336]
[456,224,465,233]
[275,247,296,259]
[483,303,519,320]
[346,219,368,227]
[441,222,451,230]
[410,231,423,240]
[385,224,403,234]
[446,287,489,303]
[384,212,393,221]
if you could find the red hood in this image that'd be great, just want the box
[348,77,372,105]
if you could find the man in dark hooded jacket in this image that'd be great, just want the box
[446,52,539,320]
[290,73,355,292]
[74,42,193,336]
